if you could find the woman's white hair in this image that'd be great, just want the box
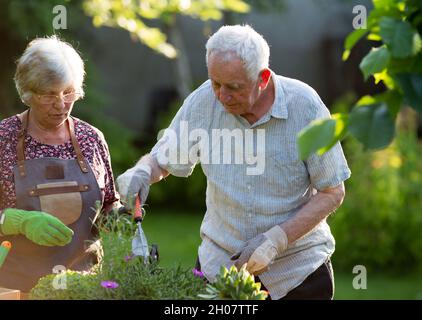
[14,35,85,103]
[205,25,270,81]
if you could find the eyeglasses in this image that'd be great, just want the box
[34,91,82,104]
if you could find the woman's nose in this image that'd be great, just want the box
[54,98,66,109]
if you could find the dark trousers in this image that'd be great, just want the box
[257,259,335,300]
[195,258,334,300]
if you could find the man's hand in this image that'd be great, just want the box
[116,164,151,209]
[231,225,288,275]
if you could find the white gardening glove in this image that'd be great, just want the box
[116,164,151,210]
[231,225,288,275]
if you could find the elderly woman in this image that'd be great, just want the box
[0,36,120,293]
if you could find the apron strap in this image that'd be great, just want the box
[16,110,89,177]
[17,110,29,177]
[68,117,89,174]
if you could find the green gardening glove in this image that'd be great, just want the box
[0,208,74,247]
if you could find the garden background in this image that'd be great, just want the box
[1,0,422,299]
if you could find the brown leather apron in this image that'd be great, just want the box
[0,110,103,292]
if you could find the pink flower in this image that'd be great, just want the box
[124,254,134,262]
[192,268,204,278]
[101,281,119,289]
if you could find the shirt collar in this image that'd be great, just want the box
[268,70,288,120]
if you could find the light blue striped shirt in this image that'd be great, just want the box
[151,73,351,299]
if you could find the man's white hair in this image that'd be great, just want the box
[14,35,85,103]
[205,24,270,81]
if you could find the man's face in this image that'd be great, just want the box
[208,52,261,116]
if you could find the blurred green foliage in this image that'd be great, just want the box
[3,0,67,37]
[334,271,422,299]
[138,210,422,299]
[0,0,140,175]
[299,0,422,159]
[82,0,250,59]
[330,126,422,274]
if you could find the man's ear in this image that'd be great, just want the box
[259,69,271,89]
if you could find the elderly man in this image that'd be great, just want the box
[117,25,351,300]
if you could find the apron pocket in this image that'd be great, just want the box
[30,181,87,225]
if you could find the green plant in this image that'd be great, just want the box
[299,0,422,159]
[29,211,207,300]
[30,270,101,300]
[198,265,268,300]
[330,128,422,274]
[29,210,270,299]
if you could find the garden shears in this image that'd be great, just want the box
[131,195,150,264]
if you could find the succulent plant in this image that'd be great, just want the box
[198,265,268,300]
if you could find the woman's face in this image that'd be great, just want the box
[28,85,79,130]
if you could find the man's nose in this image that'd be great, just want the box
[218,88,232,104]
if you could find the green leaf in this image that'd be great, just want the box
[383,90,404,118]
[358,92,404,118]
[298,119,335,160]
[317,113,349,155]
[395,73,422,113]
[359,46,391,80]
[343,29,368,61]
[373,69,395,88]
[373,0,399,9]
[297,115,348,160]
[223,0,250,13]
[356,94,381,106]
[412,54,422,73]
[345,28,368,50]
[388,56,417,73]
[367,33,382,41]
[348,103,396,150]
[380,17,420,58]
[196,8,223,20]
[356,90,403,119]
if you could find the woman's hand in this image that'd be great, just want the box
[0,208,74,246]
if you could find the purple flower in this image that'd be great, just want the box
[124,254,134,262]
[192,268,204,278]
[101,281,119,289]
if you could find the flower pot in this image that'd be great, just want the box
[0,287,21,300]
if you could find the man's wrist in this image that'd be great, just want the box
[264,225,288,253]
[135,163,152,177]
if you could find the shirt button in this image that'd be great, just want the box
[247,184,251,190]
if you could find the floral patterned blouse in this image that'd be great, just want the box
[0,114,120,211]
